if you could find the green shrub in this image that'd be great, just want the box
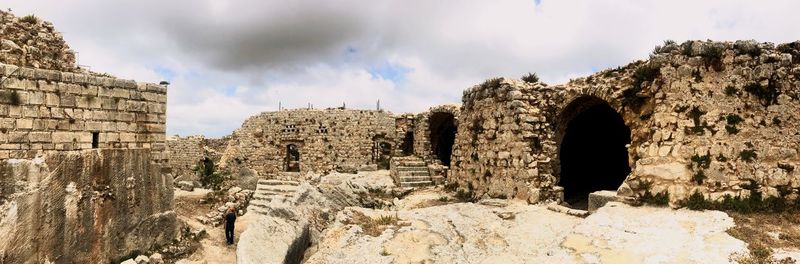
[641,190,670,206]
[521,72,539,83]
[700,44,725,71]
[19,15,38,24]
[725,113,744,134]
[724,85,737,96]
[692,170,707,185]
[778,163,795,173]
[623,64,660,110]
[479,77,503,90]
[744,82,780,107]
[690,153,712,169]
[637,179,670,206]
[740,149,757,162]
[196,158,225,190]
[734,43,762,57]
[686,106,709,135]
[652,40,678,54]
[684,192,707,210]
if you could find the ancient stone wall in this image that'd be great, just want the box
[221,109,397,176]
[394,114,415,156]
[413,104,460,164]
[0,11,77,72]
[0,63,168,162]
[449,79,560,201]
[0,149,176,263]
[166,135,205,181]
[451,40,800,205]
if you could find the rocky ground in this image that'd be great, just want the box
[306,199,748,264]
[169,170,799,264]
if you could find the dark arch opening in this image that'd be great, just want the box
[429,112,456,166]
[400,131,414,156]
[558,97,631,209]
[285,144,300,172]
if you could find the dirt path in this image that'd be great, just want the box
[174,188,256,264]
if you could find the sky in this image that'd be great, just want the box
[3,0,800,137]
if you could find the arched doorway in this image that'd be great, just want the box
[285,144,300,172]
[429,112,456,166]
[400,131,414,156]
[557,97,631,209]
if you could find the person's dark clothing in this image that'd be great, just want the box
[224,211,236,244]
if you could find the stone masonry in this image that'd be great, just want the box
[221,109,397,176]
[0,10,175,263]
[0,63,168,162]
[166,135,206,182]
[450,40,800,206]
[0,10,77,72]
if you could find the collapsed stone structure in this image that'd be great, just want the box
[221,40,799,210]
[220,109,397,176]
[451,40,800,207]
[0,10,175,263]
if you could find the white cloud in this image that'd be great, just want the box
[3,0,800,137]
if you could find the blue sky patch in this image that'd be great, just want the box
[368,62,412,84]
[152,65,176,81]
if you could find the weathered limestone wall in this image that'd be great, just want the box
[0,149,176,264]
[0,11,77,72]
[451,40,800,205]
[0,63,168,162]
[449,80,562,201]
[394,114,415,156]
[221,109,396,176]
[166,135,205,181]
[413,104,460,164]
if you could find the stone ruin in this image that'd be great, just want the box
[0,10,174,263]
[195,40,800,211]
[1,7,800,263]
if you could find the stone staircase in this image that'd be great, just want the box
[247,179,300,214]
[391,156,434,188]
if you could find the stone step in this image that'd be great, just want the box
[256,187,297,194]
[395,166,429,172]
[399,181,433,187]
[256,184,298,192]
[398,171,430,177]
[253,192,294,199]
[398,161,426,166]
[247,205,270,215]
[249,199,272,208]
[258,179,300,186]
[255,189,296,196]
[399,176,433,182]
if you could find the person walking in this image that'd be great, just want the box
[223,206,237,245]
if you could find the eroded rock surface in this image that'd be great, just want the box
[0,149,176,263]
[305,201,747,264]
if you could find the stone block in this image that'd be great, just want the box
[588,190,621,213]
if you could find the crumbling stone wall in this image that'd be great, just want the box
[451,40,800,205]
[0,63,168,162]
[0,11,77,72]
[413,104,460,164]
[0,149,176,263]
[394,113,415,156]
[166,135,205,181]
[221,109,396,176]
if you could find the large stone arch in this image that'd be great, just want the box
[553,96,632,208]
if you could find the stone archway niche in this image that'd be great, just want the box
[556,96,631,209]
[428,112,457,166]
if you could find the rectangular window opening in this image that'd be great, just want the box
[92,132,99,149]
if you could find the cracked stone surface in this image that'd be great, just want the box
[305,201,748,264]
